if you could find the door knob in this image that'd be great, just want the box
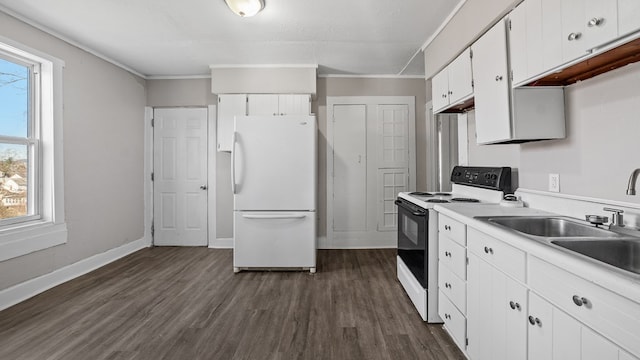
[200,185,208,190]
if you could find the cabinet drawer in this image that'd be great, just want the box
[467,228,526,282]
[439,235,466,280]
[439,214,466,246]
[439,262,467,314]
[439,290,467,351]
[529,256,640,356]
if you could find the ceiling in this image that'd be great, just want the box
[0,0,462,78]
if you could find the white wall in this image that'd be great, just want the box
[0,11,146,290]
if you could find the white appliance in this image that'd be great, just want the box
[232,115,317,273]
[396,166,511,322]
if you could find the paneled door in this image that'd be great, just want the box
[326,97,416,248]
[153,108,208,246]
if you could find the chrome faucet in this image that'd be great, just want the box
[628,168,640,195]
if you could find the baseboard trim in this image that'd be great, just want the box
[209,238,233,249]
[317,236,397,249]
[0,236,151,312]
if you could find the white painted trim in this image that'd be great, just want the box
[420,0,469,51]
[398,49,424,76]
[207,105,218,248]
[209,64,318,69]
[144,107,154,246]
[146,74,212,80]
[209,238,233,249]
[318,74,425,79]
[326,96,416,248]
[0,6,145,78]
[0,237,150,312]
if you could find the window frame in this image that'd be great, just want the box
[0,51,41,226]
[0,36,67,262]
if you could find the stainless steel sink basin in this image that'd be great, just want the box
[551,239,640,275]
[485,216,622,238]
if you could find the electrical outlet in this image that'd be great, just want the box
[549,174,560,192]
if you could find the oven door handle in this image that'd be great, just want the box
[394,199,427,217]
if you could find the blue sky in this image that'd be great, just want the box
[0,57,28,160]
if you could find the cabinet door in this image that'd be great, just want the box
[217,94,247,152]
[561,0,588,62]
[541,0,564,70]
[432,69,450,113]
[467,254,527,360]
[247,94,279,116]
[278,94,310,115]
[447,48,473,105]
[583,0,618,50]
[528,292,555,360]
[582,326,619,360]
[526,0,545,77]
[509,2,529,85]
[618,0,640,36]
[471,20,512,144]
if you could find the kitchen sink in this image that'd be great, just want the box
[551,239,640,275]
[484,216,623,238]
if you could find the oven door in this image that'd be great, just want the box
[395,198,428,288]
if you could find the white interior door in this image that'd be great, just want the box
[153,108,208,246]
[326,96,416,248]
[332,104,367,232]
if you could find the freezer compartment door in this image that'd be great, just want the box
[233,116,316,211]
[233,211,316,268]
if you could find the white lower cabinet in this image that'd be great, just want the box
[528,292,636,360]
[467,253,527,360]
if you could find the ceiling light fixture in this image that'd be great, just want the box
[224,0,265,17]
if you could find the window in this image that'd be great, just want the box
[0,53,38,225]
[0,36,66,261]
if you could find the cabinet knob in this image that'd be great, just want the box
[572,295,589,307]
[568,32,582,41]
[509,301,521,311]
[444,225,451,231]
[588,17,603,27]
[448,90,453,95]
[442,93,447,98]
[528,316,542,326]
[445,282,452,289]
[495,75,503,81]
[484,246,494,254]
[444,251,452,257]
[445,313,451,320]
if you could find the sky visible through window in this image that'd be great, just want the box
[0,57,29,161]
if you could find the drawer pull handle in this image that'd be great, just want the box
[528,316,542,326]
[484,246,494,254]
[509,301,521,311]
[444,251,452,257]
[572,295,588,307]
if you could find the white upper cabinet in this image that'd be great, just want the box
[561,0,618,63]
[217,94,247,152]
[471,20,512,144]
[618,0,640,36]
[509,0,558,86]
[432,48,473,114]
[473,17,566,144]
[247,94,310,116]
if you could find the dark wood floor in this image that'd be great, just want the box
[0,248,465,360]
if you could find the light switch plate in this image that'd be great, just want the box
[549,174,560,192]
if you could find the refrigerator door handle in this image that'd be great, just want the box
[231,131,237,194]
[242,214,307,220]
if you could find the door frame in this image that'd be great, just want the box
[147,106,216,247]
[325,96,416,249]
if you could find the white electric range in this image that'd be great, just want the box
[395,166,512,322]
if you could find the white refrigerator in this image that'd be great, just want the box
[232,115,317,273]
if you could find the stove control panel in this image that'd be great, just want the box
[450,166,511,193]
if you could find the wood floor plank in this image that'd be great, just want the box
[0,248,465,360]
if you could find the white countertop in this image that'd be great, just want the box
[433,203,640,303]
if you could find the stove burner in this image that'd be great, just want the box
[433,192,451,196]
[409,192,433,196]
[426,199,450,203]
[451,197,480,203]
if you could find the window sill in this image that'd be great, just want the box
[0,221,68,262]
